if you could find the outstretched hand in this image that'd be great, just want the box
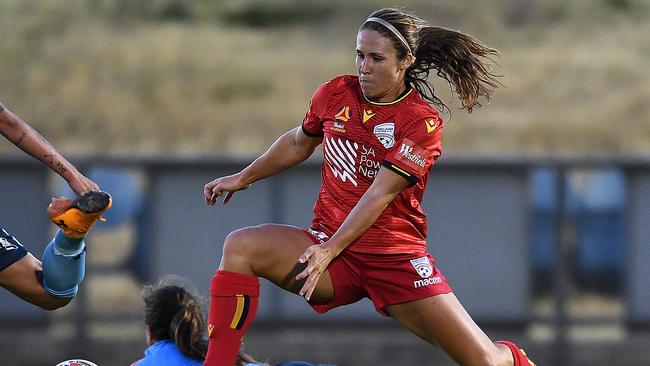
[295,243,339,301]
[203,173,251,205]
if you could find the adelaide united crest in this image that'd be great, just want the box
[410,256,433,278]
[373,122,395,149]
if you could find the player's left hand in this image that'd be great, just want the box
[296,242,339,301]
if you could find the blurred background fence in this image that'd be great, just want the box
[1,156,649,366]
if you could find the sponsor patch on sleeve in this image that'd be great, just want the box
[392,138,432,176]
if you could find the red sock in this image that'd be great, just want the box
[497,341,536,366]
[204,270,259,366]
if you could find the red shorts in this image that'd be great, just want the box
[304,229,453,316]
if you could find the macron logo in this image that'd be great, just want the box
[399,143,426,167]
[413,276,442,288]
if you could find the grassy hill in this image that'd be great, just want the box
[0,0,648,156]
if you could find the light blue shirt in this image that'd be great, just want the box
[134,339,203,366]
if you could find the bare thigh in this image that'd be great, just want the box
[0,253,70,310]
[220,223,335,303]
[385,292,511,366]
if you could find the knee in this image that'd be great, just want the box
[222,227,256,260]
[221,226,269,273]
[221,225,278,274]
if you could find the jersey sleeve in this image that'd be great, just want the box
[301,81,331,137]
[382,115,443,185]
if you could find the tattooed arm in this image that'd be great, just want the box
[0,103,99,195]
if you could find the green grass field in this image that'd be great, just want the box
[0,0,648,156]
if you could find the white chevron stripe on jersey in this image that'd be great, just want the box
[334,137,356,166]
[345,140,359,157]
[325,138,354,174]
[325,155,358,186]
[325,137,358,186]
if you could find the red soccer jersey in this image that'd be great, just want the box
[302,75,444,255]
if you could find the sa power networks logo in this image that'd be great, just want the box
[324,137,383,184]
[373,122,395,148]
[324,136,359,186]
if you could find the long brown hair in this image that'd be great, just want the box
[143,278,263,365]
[360,8,501,113]
[143,280,207,360]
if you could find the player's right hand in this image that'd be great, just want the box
[203,173,251,205]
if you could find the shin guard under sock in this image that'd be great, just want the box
[204,270,259,366]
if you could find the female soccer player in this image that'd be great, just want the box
[132,278,263,366]
[0,102,111,310]
[203,8,535,366]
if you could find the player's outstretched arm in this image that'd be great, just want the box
[204,125,322,205]
[0,104,98,195]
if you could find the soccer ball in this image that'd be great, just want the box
[55,360,99,366]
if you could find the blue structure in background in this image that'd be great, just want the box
[574,170,625,292]
[56,165,626,294]
[56,167,144,226]
[530,168,557,292]
[86,167,144,226]
[56,167,147,279]
[530,167,625,293]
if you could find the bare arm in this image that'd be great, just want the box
[0,105,98,195]
[296,167,410,299]
[321,167,408,254]
[240,126,322,184]
[204,126,322,204]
